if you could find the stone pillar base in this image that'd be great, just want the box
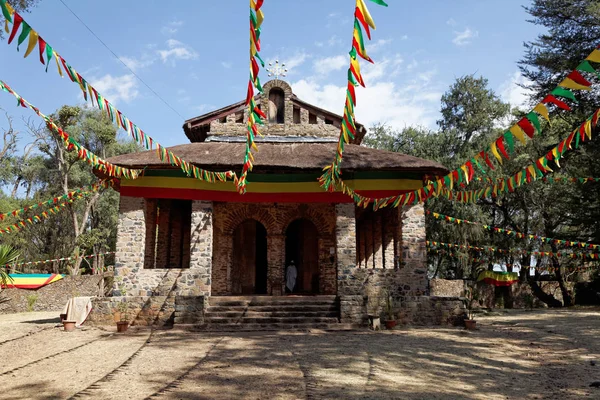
[339,295,368,325]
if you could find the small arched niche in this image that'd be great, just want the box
[268,87,285,124]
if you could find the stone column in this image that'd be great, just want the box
[382,209,396,269]
[401,203,428,294]
[143,199,157,269]
[373,212,383,268]
[335,204,366,324]
[267,234,285,295]
[189,201,213,296]
[113,196,146,296]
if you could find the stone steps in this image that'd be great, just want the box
[205,310,339,318]
[205,316,339,324]
[192,295,341,331]
[206,305,337,313]
[209,295,337,307]
[182,322,358,332]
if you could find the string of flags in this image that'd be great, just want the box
[468,176,600,185]
[444,106,600,203]
[0,80,141,179]
[0,0,237,185]
[326,45,600,209]
[427,240,600,260]
[3,251,116,268]
[236,0,267,194]
[319,0,388,194]
[0,180,113,221]
[429,248,598,273]
[0,191,89,236]
[427,210,600,249]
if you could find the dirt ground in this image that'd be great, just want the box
[1,308,599,400]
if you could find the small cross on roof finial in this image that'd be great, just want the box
[266,59,288,80]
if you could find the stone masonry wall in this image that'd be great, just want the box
[430,278,576,308]
[112,196,213,298]
[337,204,429,324]
[208,80,340,139]
[212,202,337,295]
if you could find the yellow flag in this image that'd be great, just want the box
[551,147,561,167]
[527,165,536,180]
[559,78,591,91]
[533,103,550,122]
[490,142,503,164]
[54,51,63,77]
[585,120,593,139]
[4,19,8,34]
[460,164,469,184]
[357,0,376,29]
[24,30,39,58]
[509,125,527,144]
[257,9,264,26]
[586,49,600,63]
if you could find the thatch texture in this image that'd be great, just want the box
[107,142,448,175]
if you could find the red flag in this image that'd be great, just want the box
[542,94,571,111]
[517,118,536,138]
[496,137,509,159]
[38,37,46,65]
[8,12,23,45]
[567,70,591,87]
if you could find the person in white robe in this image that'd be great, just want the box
[286,260,297,293]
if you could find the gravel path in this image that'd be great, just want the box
[1,308,599,399]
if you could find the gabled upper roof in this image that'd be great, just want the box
[182,79,367,144]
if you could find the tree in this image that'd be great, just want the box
[438,75,511,149]
[515,0,600,306]
[0,105,138,274]
[0,0,40,39]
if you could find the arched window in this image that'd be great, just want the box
[268,88,285,123]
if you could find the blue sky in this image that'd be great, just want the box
[0,0,543,148]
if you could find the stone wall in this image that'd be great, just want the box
[207,80,340,139]
[211,202,337,295]
[337,204,429,324]
[87,295,175,326]
[0,275,104,314]
[430,278,576,308]
[113,196,213,298]
[339,294,465,326]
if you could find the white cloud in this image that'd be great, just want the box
[499,71,533,109]
[91,74,139,104]
[291,56,441,130]
[221,61,232,69]
[120,56,154,72]
[369,38,392,53]
[446,18,457,27]
[313,55,347,75]
[328,35,342,47]
[400,35,408,40]
[194,104,214,114]
[160,19,184,36]
[283,52,309,70]
[452,27,478,46]
[158,39,198,65]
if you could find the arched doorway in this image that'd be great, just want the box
[268,87,285,123]
[232,219,268,295]
[285,219,319,294]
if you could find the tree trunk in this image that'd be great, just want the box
[551,255,574,307]
[527,276,564,307]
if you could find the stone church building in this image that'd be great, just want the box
[90,79,464,327]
